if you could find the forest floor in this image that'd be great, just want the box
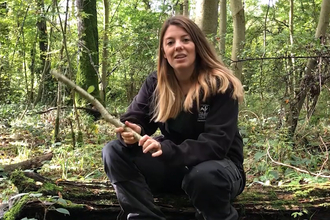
[1,112,330,220]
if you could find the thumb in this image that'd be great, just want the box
[124,121,141,134]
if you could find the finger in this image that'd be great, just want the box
[115,127,124,133]
[139,135,150,146]
[121,131,133,137]
[125,121,141,134]
[152,150,162,157]
[123,136,136,144]
[122,134,133,140]
[142,142,158,153]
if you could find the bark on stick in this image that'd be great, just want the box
[51,69,142,141]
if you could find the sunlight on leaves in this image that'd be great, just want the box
[87,85,95,94]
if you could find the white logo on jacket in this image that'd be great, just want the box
[198,104,209,122]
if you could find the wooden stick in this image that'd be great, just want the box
[51,69,142,141]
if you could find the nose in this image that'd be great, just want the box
[175,41,183,50]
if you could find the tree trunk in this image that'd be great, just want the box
[34,0,53,105]
[0,2,10,103]
[219,0,227,60]
[100,0,110,106]
[230,0,245,81]
[288,0,295,96]
[183,0,189,17]
[195,0,219,37]
[34,0,53,106]
[288,0,330,135]
[29,35,37,103]
[174,1,184,15]
[142,0,151,10]
[76,0,100,105]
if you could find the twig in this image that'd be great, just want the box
[50,70,142,141]
[317,136,329,177]
[266,139,330,179]
[231,55,330,63]
[324,84,330,92]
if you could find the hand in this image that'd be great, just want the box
[139,135,162,157]
[115,121,141,144]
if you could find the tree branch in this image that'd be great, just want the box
[231,55,330,63]
[50,70,142,141]
[266,139,330,179]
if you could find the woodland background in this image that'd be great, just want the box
[0,0,330,218]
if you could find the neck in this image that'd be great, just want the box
[179,80,192,95]
[173,67,195,95]
[174,67,194,82]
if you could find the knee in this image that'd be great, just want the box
[182,161,229,191]
[102,140,125,164]
[102,140,116,156]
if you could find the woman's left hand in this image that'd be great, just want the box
[139,135,162,157]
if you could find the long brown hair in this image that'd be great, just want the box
[153,15,244,122]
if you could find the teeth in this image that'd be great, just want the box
[176,55,185,58]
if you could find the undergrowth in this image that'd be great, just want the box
[1,103,329,205]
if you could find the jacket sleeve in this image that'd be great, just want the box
[119,72,158,137]
[159,90,239,167]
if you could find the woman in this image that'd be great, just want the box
[102,15,245,220]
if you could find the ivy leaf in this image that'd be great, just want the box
[55,208,70,216]
[87,85,95,94]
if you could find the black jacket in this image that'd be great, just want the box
[120,71,245,180]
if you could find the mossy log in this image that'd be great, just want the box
[5,171,330,220]
[3,153,53,173]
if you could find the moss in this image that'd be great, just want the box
[3,195,30,220]
[38,182,62,194]
[9,170,38,193]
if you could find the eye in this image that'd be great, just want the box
[183,38,190,43]
[166,41,174,46]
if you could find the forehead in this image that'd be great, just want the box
[163,25,189,39]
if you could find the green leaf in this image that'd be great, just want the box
[55,208,70,215]
[268,170,279,180]
[254,151,265,161]
[242,138,249,144]
[57,198,67,205]
[87,85,95,94]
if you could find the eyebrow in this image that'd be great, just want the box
[164,34,190,41]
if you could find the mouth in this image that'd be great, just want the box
[174,54,187,59]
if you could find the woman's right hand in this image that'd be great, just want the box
[115,121,141,144]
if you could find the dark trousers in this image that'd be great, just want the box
[102,140,244,220]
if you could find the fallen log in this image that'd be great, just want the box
[2,152,53,173]
[3,170,330,220]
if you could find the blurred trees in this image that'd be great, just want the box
[0,0,329,140]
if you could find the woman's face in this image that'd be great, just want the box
[162,25,196,82]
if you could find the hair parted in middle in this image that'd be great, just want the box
[153,15,244,123]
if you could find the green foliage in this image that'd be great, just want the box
[291,209,308,218]
[0,0,329,197]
